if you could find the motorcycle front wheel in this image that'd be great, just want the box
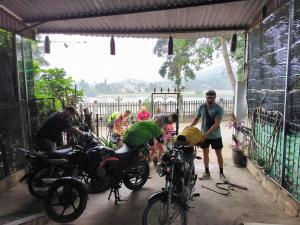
[44,179,88,223]
[142,196,187,225]
[123,160,149,191]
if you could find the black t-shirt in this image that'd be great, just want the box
[36,112,72,142]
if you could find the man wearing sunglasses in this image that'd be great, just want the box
[188,90,227,182]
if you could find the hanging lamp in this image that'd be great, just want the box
[230,34,237,53]
[110,35,115,55]
[44,36,50,54]
[168,35,173,55]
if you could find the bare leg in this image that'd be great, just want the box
[203,148,209,168]
[214,149,223,169]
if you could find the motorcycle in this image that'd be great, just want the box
[44,143,150,223]
[142,144,201,225]
[17,132,100,198]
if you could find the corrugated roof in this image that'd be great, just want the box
[0,0,268,38]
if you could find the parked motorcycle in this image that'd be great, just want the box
[44,143,150,223]
[142,144,200,225]
[17,132,100,197]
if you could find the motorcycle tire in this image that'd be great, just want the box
[123,160,149,191]
[142,195,187,225]
[28,168,51,198]
[44,178,88,223]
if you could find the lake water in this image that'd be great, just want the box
[83,90,233,103]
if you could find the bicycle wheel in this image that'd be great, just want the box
[142,195,187,225]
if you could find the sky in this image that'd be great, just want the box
[43,35,166,84]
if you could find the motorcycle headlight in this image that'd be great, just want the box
[156,161,168,177]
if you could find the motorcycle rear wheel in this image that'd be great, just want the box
[123,160,149,191]
[44,179,88,223]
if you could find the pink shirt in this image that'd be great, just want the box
[137,111,151,121]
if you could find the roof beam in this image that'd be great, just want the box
[25,0,247,23]
[37,26,247,35]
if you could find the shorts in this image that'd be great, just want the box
[201,137,223,150]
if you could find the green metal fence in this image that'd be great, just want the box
[250,109,300,202]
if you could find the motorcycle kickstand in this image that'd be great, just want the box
[108,187,127,204]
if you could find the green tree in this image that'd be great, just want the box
[154,35,245,97]
[153,39,200,97]
[34,68,83,109]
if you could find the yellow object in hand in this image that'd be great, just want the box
[179,127,204,146]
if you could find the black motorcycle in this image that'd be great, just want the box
[44,143,150,223]
[18,132,100,197]
[142,144,200,225]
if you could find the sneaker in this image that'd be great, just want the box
[219,173,228,183]
[198,172,211,180]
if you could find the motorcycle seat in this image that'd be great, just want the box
[37,148,73,159]
[114,144,133,160]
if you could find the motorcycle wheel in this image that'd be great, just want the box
[123,160,149,191]
[44,179,88,223]
[28,168,51,198]
[142,196,187,225]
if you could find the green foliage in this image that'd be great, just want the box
[153,39,198,95]
[34,67,83,109]
[154,35,245,95]
[98,136,117,149]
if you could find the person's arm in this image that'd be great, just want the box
[203,118,222,139]
[189,116,200,127]
[188,105,202,127]
[203,106,223,139]
[66,126,86,137]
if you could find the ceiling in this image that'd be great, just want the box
[0,0,269,38]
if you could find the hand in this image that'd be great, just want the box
[202,133,208,140]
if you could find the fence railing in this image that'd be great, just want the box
[80,99,234,120]
[249,109,300,202]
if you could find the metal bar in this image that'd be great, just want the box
[37,26,246,35]
[11,34,21,101]
[16,21,47,34]
[21,37,33,148]
[24,0,247,23]
[281,0,294,187]
[96,114,99,137]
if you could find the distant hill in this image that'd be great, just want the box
[185,62,237,90]
[78,63,236,96]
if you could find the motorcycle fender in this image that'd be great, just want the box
[148,191,189,211]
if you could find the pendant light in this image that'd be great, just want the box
[110,35,115,55]
[168,35,173,55]
[44,36,50,54]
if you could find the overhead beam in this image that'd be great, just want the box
[25,0,247,23]
[36,26,247,35]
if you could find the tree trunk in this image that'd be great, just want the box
[220,37,236,96]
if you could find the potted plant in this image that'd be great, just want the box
[231,134,246,167]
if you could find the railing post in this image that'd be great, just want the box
[96,114,99,137]
[281,0,294,187]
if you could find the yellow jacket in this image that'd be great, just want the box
[179,127,204,146]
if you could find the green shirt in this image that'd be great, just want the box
[123,121,162,147]
[196,103,223,139]
[107,112,120,122]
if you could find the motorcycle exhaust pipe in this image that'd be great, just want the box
[42,178,58,184]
